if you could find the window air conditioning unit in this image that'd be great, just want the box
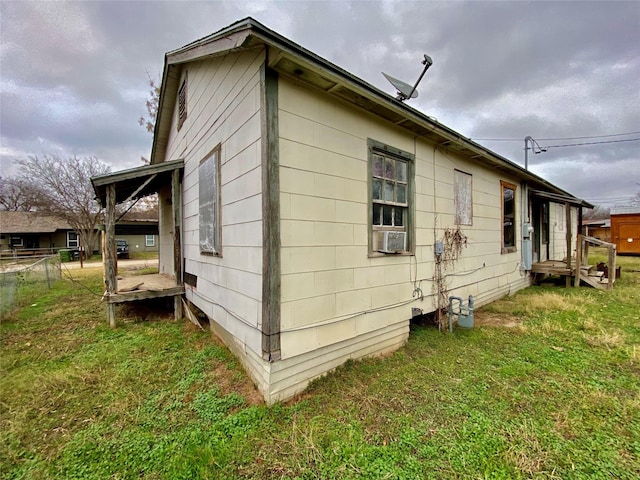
[378,231,407,253]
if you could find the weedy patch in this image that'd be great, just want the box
[583,328,626,349]
[2,254,640,479]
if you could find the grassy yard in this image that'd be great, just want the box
[1,254,639,479]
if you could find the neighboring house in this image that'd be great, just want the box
[92,18,593,404]
[583,218,611,242]
[0,211,78,253]
[610,207,640,255]
[0,211,158,256]
[114,220,159,254]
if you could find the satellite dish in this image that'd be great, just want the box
[382,54,433,102]
[382,72,418,99]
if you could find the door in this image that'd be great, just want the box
[617,222,640,254]
[531,200,549,263]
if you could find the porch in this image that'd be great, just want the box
[531,234,617,290]
[91,159,184,327]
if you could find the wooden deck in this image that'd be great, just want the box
[531,259,615,290]
[531,260,575,276]
[107,273,184,304]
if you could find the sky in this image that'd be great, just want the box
[1,0,639,207]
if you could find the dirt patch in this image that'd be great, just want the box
[208,361,264,406]
[474,310,522,328]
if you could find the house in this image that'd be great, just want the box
[610,207,640,255]
[0,211,158,257]
[112,220,159,255]
[92,18,593,404]
[583,218,610,242]
[0,211,78,254]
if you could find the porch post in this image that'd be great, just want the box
[565,202,572,288]
[575,234,582,287]
[105,184,117,327]
[172,169,183,320]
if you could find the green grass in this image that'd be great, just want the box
[1,256,639,479]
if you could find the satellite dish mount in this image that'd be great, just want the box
[382,54,433,102]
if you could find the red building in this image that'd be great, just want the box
[611,207,640,255]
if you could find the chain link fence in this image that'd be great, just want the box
[0,255,61,320]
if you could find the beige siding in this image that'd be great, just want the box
[159,49,268,391]
[274,76,530,398]
[548,203,578,261]
[158,184,174,276]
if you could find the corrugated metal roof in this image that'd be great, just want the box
[611,206,640,215]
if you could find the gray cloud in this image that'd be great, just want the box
[1,0,638,207]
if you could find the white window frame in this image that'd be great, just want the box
[11,236,23,247]
[67,231,79,248]
[199,144,222,256]
[145,234,155,247]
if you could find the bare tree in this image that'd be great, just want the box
[13,155,111,263]
[120,194,159,221]
[583,204,611,220]
[138,72,160,134]
[0,177,38,211]
[138,73,161,165]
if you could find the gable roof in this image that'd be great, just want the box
[0,211,71,234]
[151,17,590,206]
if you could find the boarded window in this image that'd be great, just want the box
[177,73,187,131]
[454,170,472,225]
[199,145,221,255]
[501,181,516,253]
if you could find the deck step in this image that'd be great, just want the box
[580,265,595,274]
[579,273,614,290]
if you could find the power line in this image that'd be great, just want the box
[542,138,640,149]
[471,131,640,142]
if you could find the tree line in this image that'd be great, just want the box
[0,75,161,263]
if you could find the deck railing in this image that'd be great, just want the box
[576,234,617,290]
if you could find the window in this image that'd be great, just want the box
[10,236,23,247]
[67,231,79,248]
[177,72,187,131]
[145,234,155,247]
[368,139,414,254]
[454,170,473,225]
[541,202,549,244]
[199,145,221,255]
[501,181,516,253]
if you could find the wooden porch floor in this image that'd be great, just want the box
[531,260,576,276]
[531,260,615,290]
[108,273,184,304]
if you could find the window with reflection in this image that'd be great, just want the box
[501,181,516,253]
[368,139,414,254]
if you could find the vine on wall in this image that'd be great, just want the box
[434,225,468,330]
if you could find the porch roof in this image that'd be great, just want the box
[91,159,184,207]
[529,189,594,209]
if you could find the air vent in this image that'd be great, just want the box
[378,231,407,253]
